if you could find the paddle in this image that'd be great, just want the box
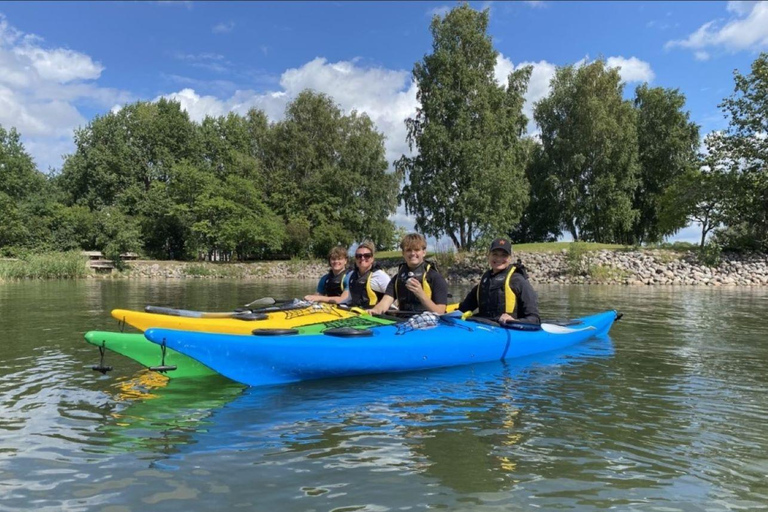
[144,296,293,318]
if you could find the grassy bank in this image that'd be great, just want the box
[0,251,90,280]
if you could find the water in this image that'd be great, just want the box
[1,279,767,511]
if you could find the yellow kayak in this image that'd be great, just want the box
[112,302,460,335]
[112,303,358,334]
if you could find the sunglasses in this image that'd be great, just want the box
[354,253,373,260]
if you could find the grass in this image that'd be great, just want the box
[183,262,248,278]
[0,251,90,280]
[514,241,628,253]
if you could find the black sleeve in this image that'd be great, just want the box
[384,275,397,298]
[427,270,449,305]
[511,274,541,324]
[458,285,479,313]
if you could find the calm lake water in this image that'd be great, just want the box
[1,279,767,511]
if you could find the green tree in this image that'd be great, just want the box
[0,125,52,252]
[0,126,45,200]
[534,60,640,243]
[58,98,200,211]
[632,84,700,244]
[265,91,398,255]
[509,138,561,243]
[397,4,531,251]
[706,52,768,251]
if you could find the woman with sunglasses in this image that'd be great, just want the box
[306,241,390,308]
[304,245,351,303]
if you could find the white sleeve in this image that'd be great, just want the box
[371,270,391,293]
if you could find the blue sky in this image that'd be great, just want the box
[1,1,766,243]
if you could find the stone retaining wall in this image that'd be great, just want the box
[114,249,768,287]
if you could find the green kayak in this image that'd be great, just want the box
[84,314,396,379]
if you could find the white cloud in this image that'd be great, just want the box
[0,14,132,171]
[159,57,418,166]
[427,5,452,18]
[12,45,103,83]
[666,1,768,54]
[694,51,711,61]
[606,56,655,83]
[494,53,652,132]
[212,21,234,34]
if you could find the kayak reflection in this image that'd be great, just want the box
[138,335,614,493]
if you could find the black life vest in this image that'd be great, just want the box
[477,265,520,319]
[348,264,385,308]
[321,269,348,297]
[394,261,435,312]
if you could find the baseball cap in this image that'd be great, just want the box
[489,237,512,255]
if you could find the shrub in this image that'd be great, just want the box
[565,242,592,276]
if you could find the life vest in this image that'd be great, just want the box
[394,261,435,312]
[321,269,348,297]
[348,264,385,308]
[477,265,519,318]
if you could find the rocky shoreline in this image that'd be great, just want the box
[115,249,768,287]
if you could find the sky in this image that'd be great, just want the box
[1,1,766,244]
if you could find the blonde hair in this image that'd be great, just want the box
[355,241,376,256]
[400,233,427,251]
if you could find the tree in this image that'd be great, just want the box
[632,85,700,244]
[534,60,640,243]
[265,91,398,256]
[706,52,768,251]
[58,99,199,211]
[0,126,45,200]
[508,138,562,243]
[0,125,51,252]
[397,4,531,251]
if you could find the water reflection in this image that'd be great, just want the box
[136,337,616,496]
[87,372,244,456]
[2,281,768,511]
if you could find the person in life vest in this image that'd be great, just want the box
[309,241,390,308]
[458,237,540,325]
[304,245,351,302]
[369,233,448,314]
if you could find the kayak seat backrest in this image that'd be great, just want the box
[323,327,374,337]
[504,321,542,331]
[232,312,270,321]
[252,328,300,336]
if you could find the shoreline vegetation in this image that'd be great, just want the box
[2,243,767,287]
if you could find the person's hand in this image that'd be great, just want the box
[498,313,515,324]
[405,277,425,299]
[304,294,323,302]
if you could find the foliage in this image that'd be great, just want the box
[265,91,398,252]
[311,223,354,260]
[283,215,312,258]
[509,138,562,243]
[0,251,89,280]
[0,126,46,200]
[632,84,700,244]
[397,4,531,250]
[534,59,640,243]
[565,242,593,277]
[696,241,722,267]
[94,207,143,270]
[705,52,768,252]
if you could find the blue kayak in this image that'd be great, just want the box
[144,310,619,387]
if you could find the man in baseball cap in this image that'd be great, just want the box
[457,237,540,325]
[489,237,512,254]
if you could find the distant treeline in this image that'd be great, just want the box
[1,4,766,262]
